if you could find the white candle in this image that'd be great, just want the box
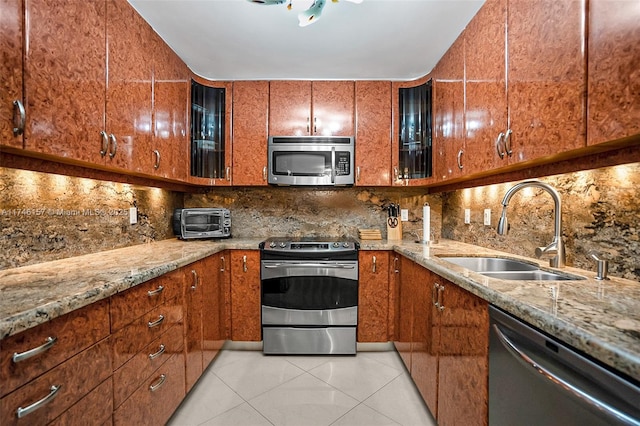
[423,204,430,242]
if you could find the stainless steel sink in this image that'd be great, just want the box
[438,256,585,281]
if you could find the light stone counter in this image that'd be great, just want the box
[1,237,638,383]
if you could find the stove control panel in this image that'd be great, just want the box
[261,238,358,253]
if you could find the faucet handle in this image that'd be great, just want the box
[589,252,609,280]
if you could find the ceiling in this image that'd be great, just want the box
[128,0,485,81]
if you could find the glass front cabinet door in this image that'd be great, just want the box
[395,80,433,184]
[191,80,227,180]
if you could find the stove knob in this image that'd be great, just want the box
[333,242,340,248]
[269,242,276,248]
[279,242,287,248]
[343,242,350,248]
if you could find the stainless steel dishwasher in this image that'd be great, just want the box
[489,305,640,425]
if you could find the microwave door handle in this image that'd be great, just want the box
[331,147,336,184]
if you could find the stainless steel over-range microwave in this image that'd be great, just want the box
[173,208,231,239]
[267,136,354,186]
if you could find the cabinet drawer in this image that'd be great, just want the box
[49,377,113,426]
[0,300,110,398]
[113,352,186,426]
[110,269,184,332]
[111,298,183,370]
[0,338,112,426]
[113,323,184,409]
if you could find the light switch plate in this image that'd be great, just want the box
[464,209,471,224]
[484,209,491,226]
[400,209,409,221]
[129,207,137,225]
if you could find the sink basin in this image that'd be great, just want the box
[438,256,585,281]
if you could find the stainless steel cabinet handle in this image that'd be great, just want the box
[437,284,445,311]
[457,149,464,170]
[147,285,164,297]
[191,270,198,290]
[432,283,438,307]
[372,256,377,273]
[148,344,165,360]
[153,150,161,169]
[220,256,226,272]
[356,166,361,182]
[313,116,317,134]
[99,131,109,157]
[492,324,638,425]
[495,132,505,159]
[263,166,267,181]
[13,100,25,136]
[306,117,310,133]
[148,314,165,328]
[149,374,166,392]
[393,257,399,273]
[13,336,57,363]
[16,385,61,418]
[243,255,247,272]
[393,167,399,181]
[504,129,513,157]
[108,134,117,159]
[226,166,231,182]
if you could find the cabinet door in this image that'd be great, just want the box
[312,81,355,136]
[464,0,508,175]
[0,0,23,149]
[23,0,106,164]
[410,266,439,418]
[436,280,489,426]
[184,266,204,392]
[587,0,640,145]
[355,81,392,186]
[152,34,189,180]
[232,81,269,185]
[106,0,154,172]
[357,251,389,342]
[201,254,226,368]
[506,0,586,163]
[230,251,261,341]
[433,36,465,182]
[394,255,414,370]
[269,80,311,136]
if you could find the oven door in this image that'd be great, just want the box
[261,260,358,326]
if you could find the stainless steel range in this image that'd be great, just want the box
[259,237,359,355]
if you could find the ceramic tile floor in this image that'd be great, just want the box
[167,346,437,426]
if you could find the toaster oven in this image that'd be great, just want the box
[172,208,231,239]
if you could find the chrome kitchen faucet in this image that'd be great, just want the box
[497,180,566,268]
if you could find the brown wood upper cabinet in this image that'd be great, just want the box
[232,81,269,186]
[0,0,24,150]
[269,81,355,137]
[587,0,640,146]
[355,81,392,186]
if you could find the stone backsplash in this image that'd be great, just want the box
[0,168,182,269]
[185,186,443,242]
[442,163,640,282]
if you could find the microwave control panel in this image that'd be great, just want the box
[336,152,351,176]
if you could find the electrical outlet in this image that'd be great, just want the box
[464,209,471,224]
[484,209,491,226]
[129,207,137,225]
[400,209,409,221]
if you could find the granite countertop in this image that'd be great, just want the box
[1,237,638,383]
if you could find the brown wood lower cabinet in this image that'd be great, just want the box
[395,255,489,425]
[113,352,185,426]
[202,252,230,367]
[230,250,261,341]
[358,251,391,342]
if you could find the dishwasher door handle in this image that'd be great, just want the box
[492,324,639,425]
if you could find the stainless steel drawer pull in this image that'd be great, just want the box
[191,270,198,290]
[148,344,166,360]
[16,385,61,418]
[147,285,164,297]
[149,374,166,392]
[13,336,58,363]
[148,315,165,328]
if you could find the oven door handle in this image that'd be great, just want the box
[263,263,356,269]
[331,146,336,184]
